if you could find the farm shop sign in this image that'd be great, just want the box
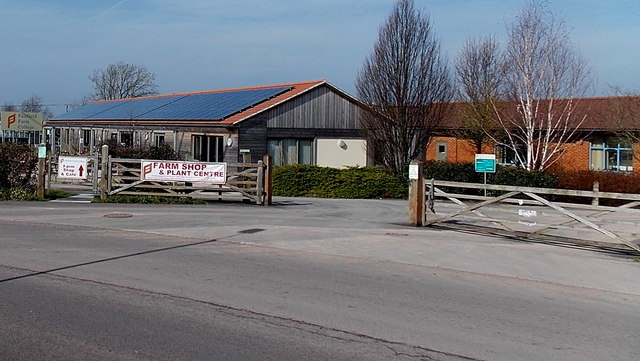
[58,157,88,179]
[1,111,43,131]
[141,160,227,184]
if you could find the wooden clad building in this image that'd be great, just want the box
[46,80,370,168]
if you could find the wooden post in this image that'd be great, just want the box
[262,154,272,206]
[591,181,599,206]
[408,160,424,226]
[256,160,264,205]
[100,144,109,200]
[36,144,46,198]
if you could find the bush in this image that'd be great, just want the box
[423,161,481,183]
[272,165,406,199]
[554,170,640,193]
[102,141,180,160]
[0,143,37,197]
[492,166,558,188]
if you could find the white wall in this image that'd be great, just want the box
[316,138,367,168]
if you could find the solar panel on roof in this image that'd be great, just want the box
[51,86,292,121]
[138,86,290,120]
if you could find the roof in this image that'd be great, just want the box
[437,96,640,132]
[47,80,351,127]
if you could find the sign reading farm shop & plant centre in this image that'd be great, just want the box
[141,160,227,184]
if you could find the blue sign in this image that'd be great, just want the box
[475,154,496,173]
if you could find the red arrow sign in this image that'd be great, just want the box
[78,165,84,177]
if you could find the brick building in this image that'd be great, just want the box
[426,96,640,173]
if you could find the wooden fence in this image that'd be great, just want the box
[408,161,640,255]
[96,146,271,205]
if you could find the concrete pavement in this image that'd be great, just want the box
[3,196,640,296]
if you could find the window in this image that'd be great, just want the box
[268,139,313,166]
[154,133,165,147]
[193,135,224,162]
[435,142,447,161]
[120,132,133,146]
[495,142,523,167]
[82,129,91,147]
[590,137,634,172]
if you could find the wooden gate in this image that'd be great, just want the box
[408,162,640,255]
[99,156,271,205]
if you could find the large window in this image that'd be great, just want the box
[268,139,313,166]
[193,135,224,162]
[590,137,634,172]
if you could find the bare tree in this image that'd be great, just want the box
[497,0,591,171]
[2,103,17,111]
[89,62,159,100]
[20,94,53,120]
[356,0,453,175]
[455,36,505,153]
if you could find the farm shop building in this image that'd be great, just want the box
[426,96,640,174]
[46,80,369,168]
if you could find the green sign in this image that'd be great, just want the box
[475,154,496,173]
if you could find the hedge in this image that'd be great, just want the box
[0,143,37,199]
[272,165,407,199]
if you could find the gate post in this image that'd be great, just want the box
[408,160,424,226]
[262,154,272,206]
[36,144,46,198]
[99,144,109,201]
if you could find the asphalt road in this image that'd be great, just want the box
[1,199,639,361]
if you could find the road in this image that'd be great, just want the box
[1,199,639,360]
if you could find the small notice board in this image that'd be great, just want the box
[475,154,496,173]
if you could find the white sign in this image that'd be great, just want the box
[518,209,537,218]
[408,164,420,180]
[58,157,89,179]
[141,160,227,184]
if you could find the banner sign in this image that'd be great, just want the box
[58,157,88,179]
[141,160,227,184]
[0,111,43,131]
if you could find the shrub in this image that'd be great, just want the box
[273,165,406,199]
[423,161,481,183]
[554,170,640,193]
[491,166,558,188]
[0,143,37,196]
[102,141,180,160]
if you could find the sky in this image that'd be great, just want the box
[1,0,639,116]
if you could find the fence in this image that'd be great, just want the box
[101,156,271,205]
[43,145,272,205]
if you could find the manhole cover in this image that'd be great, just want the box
[103,213,133,219]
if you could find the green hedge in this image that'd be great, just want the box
[272,165,407,199]
[423,160,558,188]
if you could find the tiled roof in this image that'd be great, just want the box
[438,96,640,132]
[47,80,329,126]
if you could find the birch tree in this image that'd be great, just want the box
[356,0,453,175]
[498,0,591,171]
